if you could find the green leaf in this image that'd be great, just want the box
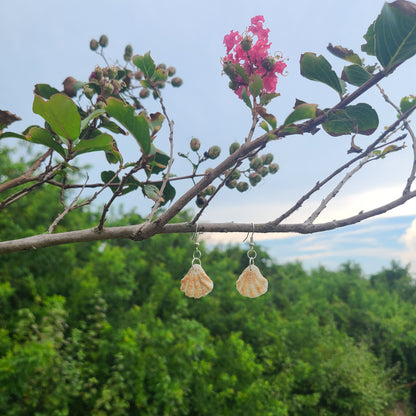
[146,146,170,175]
[152,180,176,205]
[80,108,106,132]
[241,87,252,109]
[284,103,318,126]
[249,74,264,97]
[143,184,160,201]
[234,63,250,84]
[341,64,372,86]
[259,121,269,132]
[363,1,416,72]
[33,84,60,100]
[300,52,344,97]
[400,95,416,113]
[33,94,81,141]
[105,97,151,154]
[327,43,363,65]
[151,68,168,83]
[72,134,114,156]
[322,103,379,137]
[259,93,280,106]
[361,22,376,56]
[133,52,155,79]
[25,127,67,158]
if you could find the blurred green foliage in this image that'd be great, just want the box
[0,148,415,415]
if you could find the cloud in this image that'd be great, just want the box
[399,218,416,273]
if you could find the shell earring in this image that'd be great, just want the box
[236,226,268,298]
[180,225,214,298]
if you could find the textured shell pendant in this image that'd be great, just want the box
[180,263,213,298]
[236,264,268,298]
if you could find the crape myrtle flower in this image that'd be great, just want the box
[222,15,286,99]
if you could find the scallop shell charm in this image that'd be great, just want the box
[236,264,268,298]
[180,263,214,298]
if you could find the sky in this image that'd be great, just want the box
[2,0,416,275]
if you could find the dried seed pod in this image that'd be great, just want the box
[236,264,268,298]
[180,263,213,298]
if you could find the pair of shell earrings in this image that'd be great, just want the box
[180,227,268,299]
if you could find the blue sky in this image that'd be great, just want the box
[1,0,416,274]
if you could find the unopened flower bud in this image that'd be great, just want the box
[103,82,114,97]
[111,80,121,94]
[249,172,262,186]
[134,71,144,80]
[230,169,241,180]
[204,185,216,196]
[237,182,249,192]
[99,34,109,48]
[125,44,133,56]
[108,66,118,79]
[167,66,176,76]
[190,137,200,151]
[229,142,240,154]
[258,166,269,177]
[62,77,78,97]
[223,60,237,80]
[240,36,253,52]
[206,145,221,160]
[94,66,103,81]
[171,77,183,87]
[261,153,274,165]
[83,85,95,100]
[269,163,279,174]
[158,63,167,70]
[226,179,237,189]
[196,195,206,208]
[90,39,99,51]
[261,56,276,72]
[250,157,263,171]
[140,88,150,98]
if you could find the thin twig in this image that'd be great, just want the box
[305,154,372,224]
[0,149,53,193]
[48,176,90,233]
[146,88,175,222]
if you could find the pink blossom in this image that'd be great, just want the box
[222,16,286,100]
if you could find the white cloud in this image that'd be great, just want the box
[399,218,416,273]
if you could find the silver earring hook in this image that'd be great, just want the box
[192,223,202,265]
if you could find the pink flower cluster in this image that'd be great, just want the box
[223,16,286,99]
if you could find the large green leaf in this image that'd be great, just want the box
[362,0,416,72]
[322,103,379,137]
[72,134,114,156]
[341,65,372,86]
[26,127,67,158]
[300,52,345,97]
[105,97,151,154]
[33,94,81,141]
[133,52,155,79]
[284,102,318,126]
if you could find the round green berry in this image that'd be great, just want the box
[269,163,280,174]
[237,182,249,192]
[229,142,240,154]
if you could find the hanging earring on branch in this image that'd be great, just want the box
[180,224,214,298]
[236,225,268,298]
